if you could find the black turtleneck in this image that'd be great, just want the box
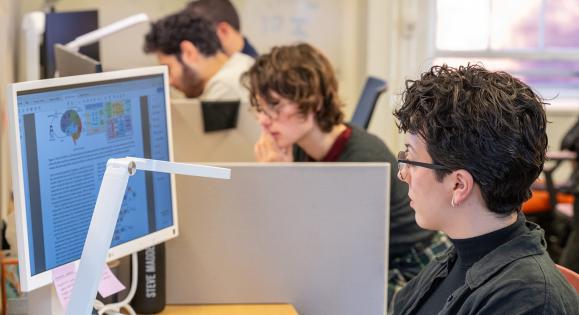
[414,213,528,315]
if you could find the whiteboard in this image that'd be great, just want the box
[237,0,364,116]
[240,0,344,70]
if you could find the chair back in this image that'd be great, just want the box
[350,76,387,129]
[556,264,579,293]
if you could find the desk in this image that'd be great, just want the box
[159,304,299,315]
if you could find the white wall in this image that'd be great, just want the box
[238,0,366,116]
[364,0,437,151]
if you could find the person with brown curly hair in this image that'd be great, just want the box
[391,64,578,314]
[242,43,450,302]
[243,43,347,162]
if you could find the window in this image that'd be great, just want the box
[433,0,579,99]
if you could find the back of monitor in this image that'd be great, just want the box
[170,98,259,162]
[54,43,102,77]
[166,163,390,315]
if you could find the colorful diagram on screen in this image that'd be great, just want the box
[60,110,83,144]
[84,103,106,135]
[105,100,133,139]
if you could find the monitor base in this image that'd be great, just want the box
[28,284,64,315]
[27,254,137,315]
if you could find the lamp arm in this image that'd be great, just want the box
[66,158,230,315]
[65,13,149,51]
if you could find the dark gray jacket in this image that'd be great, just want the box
[391,221,579,314]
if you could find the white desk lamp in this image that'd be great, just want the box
[61,15,178,315]
[65,13,149,51]
[66,158,230,315]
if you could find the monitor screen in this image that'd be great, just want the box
[43,10,100,78]
[7,66,177,291]
[54,44,102,77]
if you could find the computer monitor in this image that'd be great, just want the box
[7,66,177,292]
[43,10,100,78]
[54,44,102,77]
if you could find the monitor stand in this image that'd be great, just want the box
[29,284,64,315]
[27,253,137,315]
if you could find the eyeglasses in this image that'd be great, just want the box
[397,151,449,180]
[251,98,297,121]
[251,103,282,120]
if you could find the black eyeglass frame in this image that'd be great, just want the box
[397,151,449,171]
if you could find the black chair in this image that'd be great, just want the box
[350,76,387,130]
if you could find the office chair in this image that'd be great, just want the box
[350,76,387,130]
[560,188,579,273]
[556,264,579,293]
[523,119,579,267]
[523,150,577,263]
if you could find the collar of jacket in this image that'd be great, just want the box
[433,221,546,289]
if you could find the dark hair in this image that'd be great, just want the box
[241,43,344,132]
[394,64,548,216]
[144,10,222,56]
[186,0,241,31]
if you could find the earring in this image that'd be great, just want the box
[451,195,456,208]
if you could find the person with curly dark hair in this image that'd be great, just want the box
[391,64,578,314]
[144,10,253,100]
[242,43,449,302]
[186,0,258,58]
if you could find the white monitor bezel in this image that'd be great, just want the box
[7,66,179,292]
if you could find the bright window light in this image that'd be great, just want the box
[434,0,579,91]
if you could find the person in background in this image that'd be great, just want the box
[143,10,253,101]
[186,0,258,58]
[391,64,578,314]
[242,43,450,302]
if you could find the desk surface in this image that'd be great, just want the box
[160,304,299,315]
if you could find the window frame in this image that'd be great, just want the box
[428,0,579,112]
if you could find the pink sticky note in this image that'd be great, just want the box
[52,263,77,311]
[98,264,126,298]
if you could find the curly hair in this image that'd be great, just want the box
[143,10,222,56]
[241,43,344,132]
[394,64,548,216]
